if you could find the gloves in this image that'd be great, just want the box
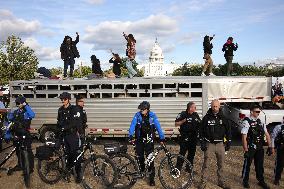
[244,151,249,159]
[200,141,207,152]
[225,141,231,151]
[266,147,273,156]
[4,130,12,142]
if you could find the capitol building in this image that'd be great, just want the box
[137,39,181,77]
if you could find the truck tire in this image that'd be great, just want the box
[40,125,57,143]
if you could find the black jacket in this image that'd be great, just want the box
[91,56,103,75]
[60,35,80,60]
[222,42,238,57]
[203,36,213,54]
[200,108,231,143]
[77,105,87,134]
[109,58,121,76]
[57,104,82,133]
[175,111,201,136]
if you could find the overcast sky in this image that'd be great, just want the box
[1,0,284,70]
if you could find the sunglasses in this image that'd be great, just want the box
[60,98,68,102]
[254,111,260,113]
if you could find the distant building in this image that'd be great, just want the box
[138,39,181,77]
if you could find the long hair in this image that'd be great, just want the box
[128,34,136,43]
[114,54,121,62]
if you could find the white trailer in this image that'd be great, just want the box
[9,76,271,140]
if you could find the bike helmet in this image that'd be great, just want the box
[138,101,150,110]
[15,95,26,104]
[59,92,71,100]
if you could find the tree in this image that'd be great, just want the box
[49,67,63,76]
[0,35,38,84]
[73,65,92,78]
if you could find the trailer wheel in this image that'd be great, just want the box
[40,125,57,143]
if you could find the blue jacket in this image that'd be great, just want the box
[8,105,35,122]
[129,111,165,140]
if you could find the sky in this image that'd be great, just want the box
[1,0,284,70]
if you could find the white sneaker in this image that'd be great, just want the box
[209,72,215,76]
[201,72,206,76]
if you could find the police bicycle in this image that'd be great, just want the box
[105,139,193,189]
[0,122,31,188]
[37,132,118,189]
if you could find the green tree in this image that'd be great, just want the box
[50,67,63,76]
[73,65,92,78]
[0,35,38,84]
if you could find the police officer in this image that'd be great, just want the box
[241,105,272,189]
[75,95,87,147]
[57,92,83,183]
[0,91,8,151]
[271,117,284,186]
[129,101,165,187]
[175,102,201,170]
[8,96,35,174]
[199,100,231,189]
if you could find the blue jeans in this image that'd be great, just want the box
[126,59,137,78]
[64,58,75,77]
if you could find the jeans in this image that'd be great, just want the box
[63,57,75,77]
[126,59,137,78]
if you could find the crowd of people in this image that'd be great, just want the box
[58,32,239,79]
[1,95,284,188]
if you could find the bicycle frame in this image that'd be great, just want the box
[131,143,174,178]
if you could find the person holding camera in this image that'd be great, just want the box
[199,100,231,189]
[8,96,35,174]
[241,105,272,189]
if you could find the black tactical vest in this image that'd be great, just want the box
[13,109,31,130]
[245,117,265,149]
[275,125,284,147]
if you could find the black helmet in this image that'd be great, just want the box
[138,101,150,110]
[15,96,26,104]
[59,92,71,100]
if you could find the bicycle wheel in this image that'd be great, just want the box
[158,154,193,189]
[37,156,63,184]
[21,150,30,188]
[82,154,118,189]
[110,153,138,189]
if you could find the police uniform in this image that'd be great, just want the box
[271,124,284,184]
[0,100,6,151]
[199,108,231,187]
[241,116,267,185]
[57,104,82,175]
[8,104,35,172]
[175,111,201,167]
[77,105,87,147]
[129,111,165,184]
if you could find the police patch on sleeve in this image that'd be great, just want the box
[74,112,81,118]
[176,113,181,120]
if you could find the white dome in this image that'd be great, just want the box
[149,39,163,58]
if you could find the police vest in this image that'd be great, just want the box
[275,124,284,146]
[245,117,265,148]
[135,113,155,139]
[13,109,31,130]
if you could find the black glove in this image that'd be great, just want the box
[244,151,249,159]
[200,141,207,152]
[225,141,231,151]
[266,147,273,156]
